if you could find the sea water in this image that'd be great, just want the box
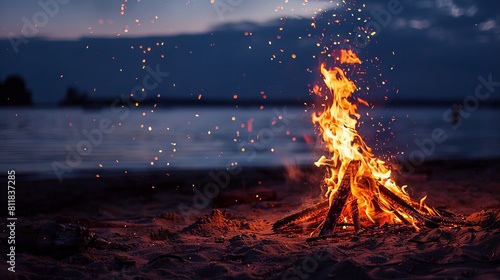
[0,105,499,178]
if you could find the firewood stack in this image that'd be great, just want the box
[273,160,477,239]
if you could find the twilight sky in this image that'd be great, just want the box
[1,0,497,40]
[0,0,340,39]
[1,0,499,104]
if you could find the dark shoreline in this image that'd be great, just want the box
[9,156,500,180]
[2,98,500,109]
[3,157,499,218]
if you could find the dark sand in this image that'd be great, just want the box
[1,159,499,279]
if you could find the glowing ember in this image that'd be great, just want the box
[312,49,437,229]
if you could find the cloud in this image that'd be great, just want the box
[392,18,408,30]
[409,19,431,30]
[465,6,478,17]
[479,19,496,31]
[382,0,500,43]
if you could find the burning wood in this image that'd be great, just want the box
[272,200,329,233]
[319,160,360,235]
[273,50,478,237]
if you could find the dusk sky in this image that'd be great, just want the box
[0,0,340,39]
[1,0,499,104]
[1,1,498,40]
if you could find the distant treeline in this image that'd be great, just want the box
[1,75,499,108]
[0,75,32,106]
[52,96,500,109]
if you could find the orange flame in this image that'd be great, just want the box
[313,50,436,228]
[339,49,362,64]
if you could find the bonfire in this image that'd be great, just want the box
[273,50,474,238]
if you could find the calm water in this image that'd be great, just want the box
[1,105,499,179]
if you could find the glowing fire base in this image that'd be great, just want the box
[272,161,475,239]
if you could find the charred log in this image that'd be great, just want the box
[319,160,360,235]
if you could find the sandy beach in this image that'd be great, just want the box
[1,158,499,279]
